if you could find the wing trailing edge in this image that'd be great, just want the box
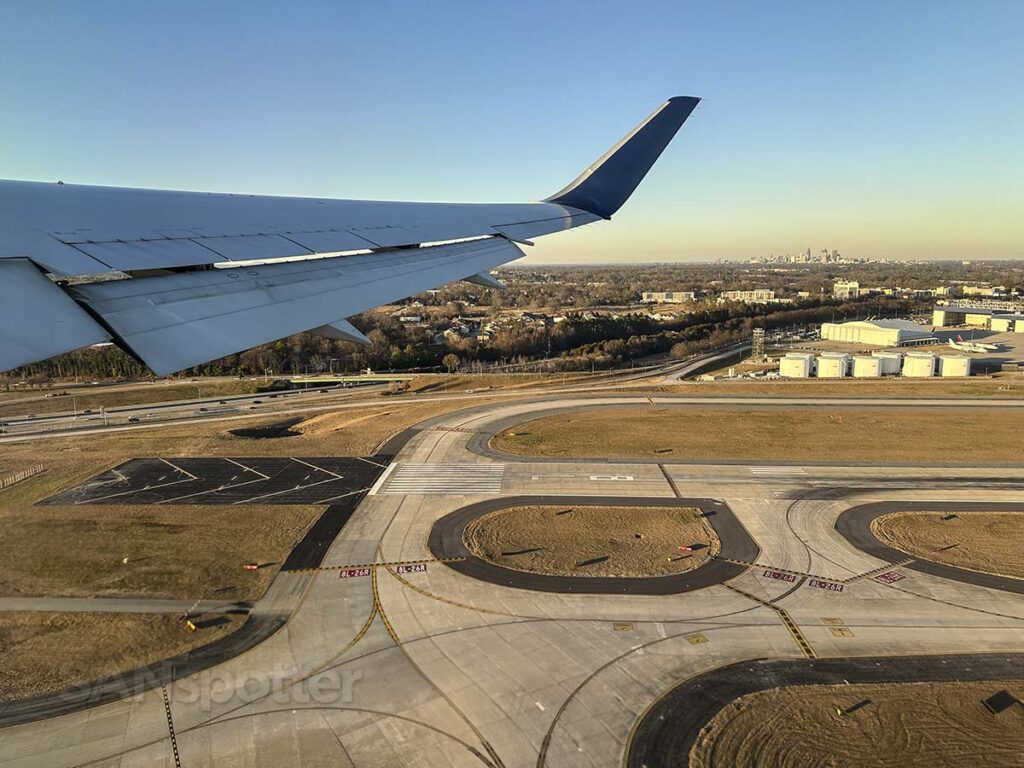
[0,260,110,372]
[71,237,524,375]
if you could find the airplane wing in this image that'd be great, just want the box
[0,96,699,375]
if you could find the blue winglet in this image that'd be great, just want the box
[545,96,700,219]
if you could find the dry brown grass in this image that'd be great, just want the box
[462,505,717,578]
[691,680,1024,768]
[0,503,321,600]
[0,398,501,600]
[407,372,589,394]
[0,396,509,696]
[0,611,244,701]
[492,406,1024,463]
[873,512,1024,579]
[663,376,1024,398]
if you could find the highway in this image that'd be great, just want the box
[0,344,744,441]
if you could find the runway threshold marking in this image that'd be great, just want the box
[380,463,505,495]
[724,583,817,659]
[161,685,182,768]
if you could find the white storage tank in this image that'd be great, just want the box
[902,352,936,377]
[871,350,902,375]
[852,356,881,378]
[939,355,971,377]
[816,353,850,378]
[779,353,814,378]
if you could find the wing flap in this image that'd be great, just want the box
[190,234,313,261]
[75,238,224,271]
[72,237,523,375]
[0,260,110,371]
[279,229,378,253]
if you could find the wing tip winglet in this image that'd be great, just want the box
[545,95,701,219]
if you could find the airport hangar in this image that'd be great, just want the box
[932,306,1024,331]
[820,318,935,347]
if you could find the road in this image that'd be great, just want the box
[2,392,1024,767]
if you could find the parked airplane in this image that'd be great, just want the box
[0,96,700,375]
[948,335,998,353]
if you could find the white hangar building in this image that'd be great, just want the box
[821,319,934,347]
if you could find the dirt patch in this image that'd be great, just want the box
[462,505,717,578]
[872,512,1024,580]
[692,680,1024,768]
[0,611,244,702]
[227,416,304,439]
[492,406,1024,463]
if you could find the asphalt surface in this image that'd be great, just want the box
[42,456,388,506]
[427,495,758,595]
[626,652,1024,768]
[836,500,1024,595]
[281,501,373,571]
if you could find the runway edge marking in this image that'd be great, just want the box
[367,462,397,495]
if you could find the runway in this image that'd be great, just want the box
[3,392,1024,767]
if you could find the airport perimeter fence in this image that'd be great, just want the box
[0,464,46,490]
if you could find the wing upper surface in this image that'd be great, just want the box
[0,180,594,275]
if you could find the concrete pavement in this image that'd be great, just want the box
[2,392,1024,767]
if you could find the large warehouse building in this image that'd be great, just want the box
[821,319,934,347]
[932,304,1024,330]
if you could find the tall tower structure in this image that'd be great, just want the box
[751,328,766,362]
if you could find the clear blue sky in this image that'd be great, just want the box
[2,1,1021,262]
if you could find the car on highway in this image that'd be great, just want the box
[127,416,140,423]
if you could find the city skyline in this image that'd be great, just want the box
[2,1,1021,263]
